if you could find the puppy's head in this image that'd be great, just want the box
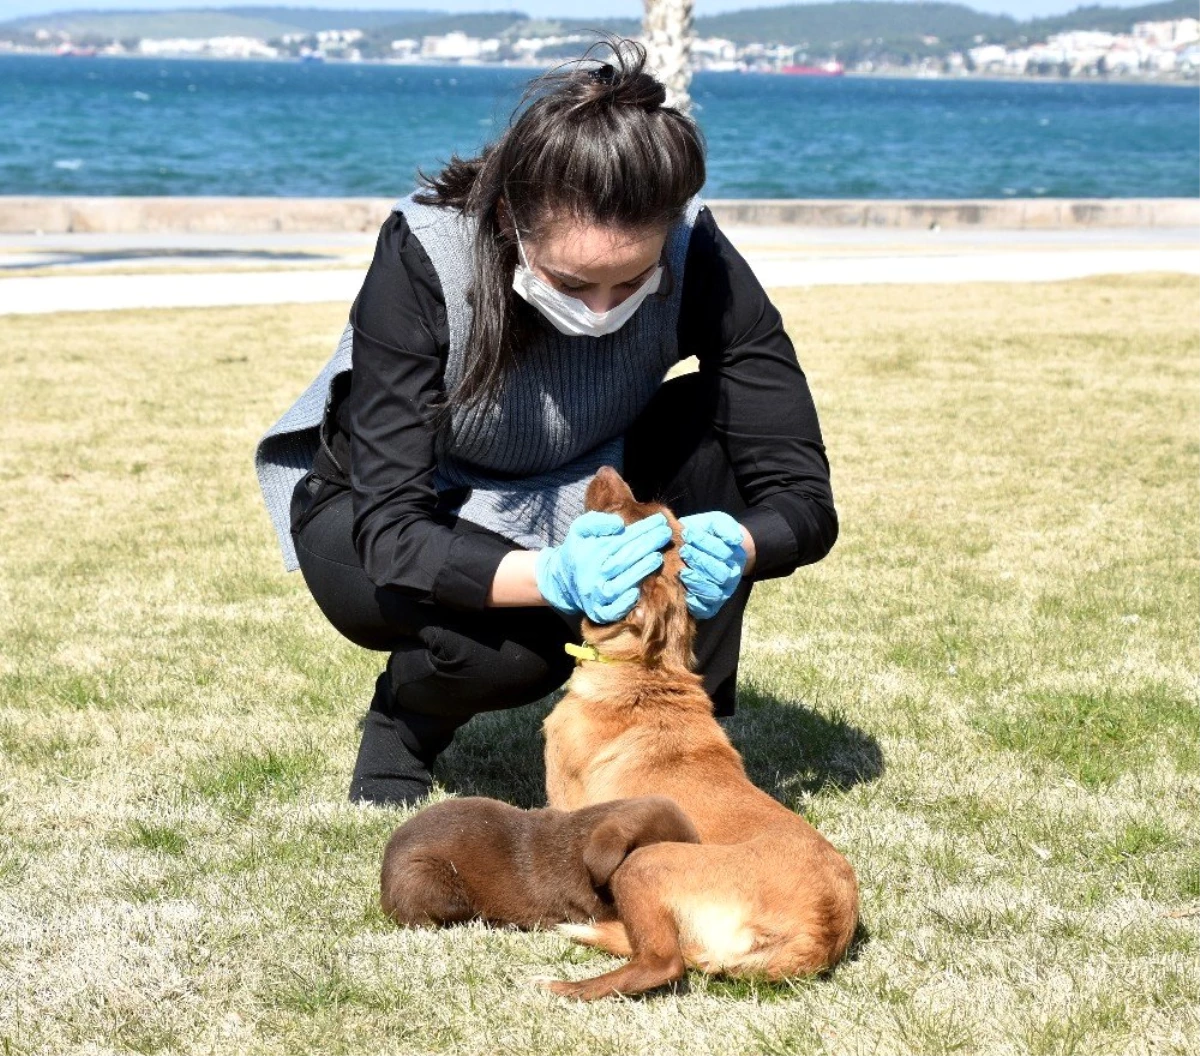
[580,466,695,671]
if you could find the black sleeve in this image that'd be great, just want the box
[678,207,838,580]
[346,212,515,610]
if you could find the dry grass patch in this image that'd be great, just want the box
[1,275,1197,1054]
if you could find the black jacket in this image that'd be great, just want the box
[305,205,837,611]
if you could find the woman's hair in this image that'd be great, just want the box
[415,39,707,418]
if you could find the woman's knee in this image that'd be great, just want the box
[294,534,402,651]
[385,615,576,721]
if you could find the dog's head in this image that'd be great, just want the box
[580,466,695,671]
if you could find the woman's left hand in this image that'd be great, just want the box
[678,511,748,620]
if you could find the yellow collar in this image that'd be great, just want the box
[564,642,616,665]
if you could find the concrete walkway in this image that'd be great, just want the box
[0,227,1196,316]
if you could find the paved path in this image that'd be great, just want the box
[1,228,1196,316]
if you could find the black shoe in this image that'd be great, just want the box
[349,717,431,806]
[348,677,461,807]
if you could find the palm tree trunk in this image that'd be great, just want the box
[642,0,695,113]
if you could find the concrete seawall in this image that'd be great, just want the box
[1,196,1197,234]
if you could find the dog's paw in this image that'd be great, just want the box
[538,977,591,1001]
[535,975,617,1001]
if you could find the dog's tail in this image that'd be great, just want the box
[556,920,633,958]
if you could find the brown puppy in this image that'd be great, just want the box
[380,795,699,929]
[542,466,860,1000]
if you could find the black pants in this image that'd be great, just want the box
[292,373,752,787]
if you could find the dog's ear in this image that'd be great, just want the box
[585,466,636,515]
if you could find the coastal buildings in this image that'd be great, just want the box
[3,18,1198,81]
[969,18,1200,77]
[137,36,280,59]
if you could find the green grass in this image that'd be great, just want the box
[1,275,1197,1053]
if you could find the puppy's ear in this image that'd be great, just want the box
[582,817,635,888]
[582,799,702,889]
[585,466,636,514]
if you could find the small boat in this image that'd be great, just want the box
[779,61,844,77]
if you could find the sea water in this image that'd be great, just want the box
[2,54,1196,198]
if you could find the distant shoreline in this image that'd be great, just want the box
[1,48,1195,89]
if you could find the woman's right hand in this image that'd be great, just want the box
[535,511,672,623]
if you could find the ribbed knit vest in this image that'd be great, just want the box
[255,193,701,571]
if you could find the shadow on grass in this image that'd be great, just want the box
[434,697,556,809]
[434,685,883,810]
[724,685,885,805]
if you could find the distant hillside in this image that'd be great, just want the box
[691,0,1197,52]
[3,2,1196,51]
[1,9,307,39]
[361,13,641,54]
[368,12,528,41]
[1023,0,1199,39]
[696,2,1015,48]
[0,6,449,40]
[224,7,445,31]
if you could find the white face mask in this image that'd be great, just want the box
[510,229,663,338]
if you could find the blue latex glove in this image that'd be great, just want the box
[536,511,673,623]
[678,511,748,620]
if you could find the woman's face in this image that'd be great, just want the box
[518,214,668,315]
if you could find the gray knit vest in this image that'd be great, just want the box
[255,193,701,571]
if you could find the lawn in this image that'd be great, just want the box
[1,275,1197,1055]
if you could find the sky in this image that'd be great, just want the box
[0,0,1169,26]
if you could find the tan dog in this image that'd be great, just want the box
[542,466,859,1000]
[381,795,699,929]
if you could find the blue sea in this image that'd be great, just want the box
[1,54,1197,198]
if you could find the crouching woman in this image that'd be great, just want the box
[254,45,837,805]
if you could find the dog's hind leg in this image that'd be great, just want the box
[556,920,632,958]
[543,847,686,1001]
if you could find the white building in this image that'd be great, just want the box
[968,44,1007,70]
[508,33,593,63]
[138,37,208,55]
[316,29,363,45]
[1045,31,1115,73]
[1134,18,1200,47]
[693,37,738,62]
[138,36,278,58]
[1104,42,1143,73]
[421,32,500,61]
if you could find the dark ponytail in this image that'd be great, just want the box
[415,39,707,418]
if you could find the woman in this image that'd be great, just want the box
[255,45,837,806]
